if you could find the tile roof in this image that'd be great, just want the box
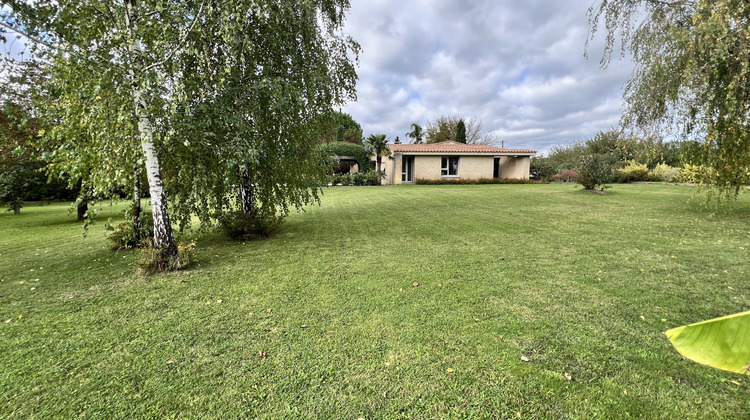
[388,141,535,154]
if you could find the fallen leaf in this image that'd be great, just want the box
[18,281,24,285]
[521,355,530,362]
[446,368,454,373]
[266,308,272,313]
[564,372,572,381]
[730,380,743,386]
[258,350,268,358]
[248,312,253,317]
[17,314,22,320]
[412,282,420,287]
[166,359,174,364]
[4,319,10,323]
[640,315,646,320]
[661,318,667,322]
[498,334,504,339]
[216,299,223,304]
[301,324,307,328]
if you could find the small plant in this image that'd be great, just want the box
[649,163,681,182]
[135,238,194,274]
[218,210,282,241]
[616,160,649,182]
[106,212,154,250]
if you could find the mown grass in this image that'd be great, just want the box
[1,184,749,418]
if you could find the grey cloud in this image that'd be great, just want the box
[343,1,633,152]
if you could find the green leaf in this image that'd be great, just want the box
[665,311,750,374]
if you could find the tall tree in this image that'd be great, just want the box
[455,119,467,144]
[364,134,390,185]
[3,1,359,266]
[589,0,750,198]
[405,122,424,144]
[311,111,363,145]
[425,115,497,145]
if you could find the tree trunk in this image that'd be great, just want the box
[239,168,257,217]
[376,155,382,184]
[137,110,178,264]
[125,0,178,267]
[132,163,143,243]
[13,206,20,215]
[76,199,88,221]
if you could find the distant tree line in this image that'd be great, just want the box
[531,129,708,191]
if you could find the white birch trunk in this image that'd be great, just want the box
[125,0,178,264]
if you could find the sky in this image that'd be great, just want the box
[341,1,635,154]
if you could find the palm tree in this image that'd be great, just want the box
[405,122,424,144]
[364,133,391,184]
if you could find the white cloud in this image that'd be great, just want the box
[342,1,634,151]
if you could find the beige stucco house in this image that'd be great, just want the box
[378,141,536,185]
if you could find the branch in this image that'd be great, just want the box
[143,0,207,72]
[0,20,60,52]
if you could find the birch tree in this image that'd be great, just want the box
[2,0,359,265]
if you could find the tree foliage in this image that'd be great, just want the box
[2,1,359,268]
[455,119,467,144]
[589,0,750,198]
[319,141,370,174]
[363,134,390,184]
[311,111,363,145]
[424,115,497,145]
[405,122,424,144]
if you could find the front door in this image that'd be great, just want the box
[402,156,414,183]
[493,157,501,178]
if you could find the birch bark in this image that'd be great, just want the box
[125,0,178,263]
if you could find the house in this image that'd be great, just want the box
[378,141,536,185]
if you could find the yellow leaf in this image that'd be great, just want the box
[446,368,454,373]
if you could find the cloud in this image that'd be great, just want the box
[342,1,634,153]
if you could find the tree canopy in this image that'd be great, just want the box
[589,0,750,198]
[2,0,359,269]
[424,115,497,145]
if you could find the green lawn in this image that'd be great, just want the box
[1,184,749,418]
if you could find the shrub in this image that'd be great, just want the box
[106,212,154,250]
[136,239,195,274]
[414,177,535,185]
[616,160,649,182]
[649,163,681,182]
[328,171,380,186]
[549,170,578,182]
[576,154,614,191]
[218,210,282,241]
[680,164,716,184]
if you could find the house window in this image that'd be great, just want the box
[441,156,459,176]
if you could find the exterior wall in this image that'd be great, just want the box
[380,154,531,184]
[382,154,399,185]
[499,156,531,180]
[413,155,494,181]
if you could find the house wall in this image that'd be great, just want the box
[499,156,531,180]
[380,154,531,184]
